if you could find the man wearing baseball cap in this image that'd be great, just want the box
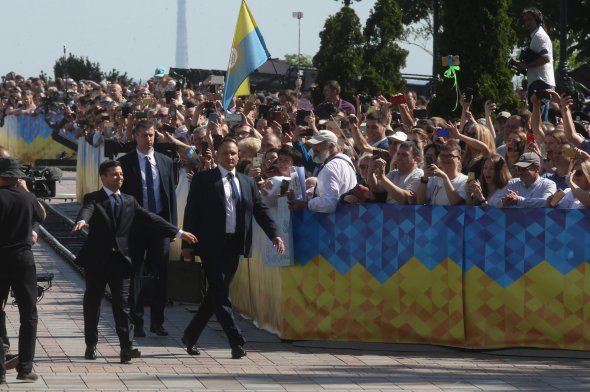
[492,152,556,208]
[288,130,357,213]
[0,157,46,383]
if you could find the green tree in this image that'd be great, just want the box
[429,0,518,118]
[104,68,132,86]
[335,0,362,6]
[313,5,365,102]
[284,53,313,68]
[54,53,103,81]
[360,0,408,96]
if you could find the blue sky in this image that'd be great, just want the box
[1,0,432,82]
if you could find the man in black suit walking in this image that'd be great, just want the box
[118,119,177,337]
[181,137,285,359]
[72,160,196,364]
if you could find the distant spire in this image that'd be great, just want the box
[176,0,189,68]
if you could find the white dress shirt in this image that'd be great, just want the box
[308,153,357,213]
[218,166,241,234]
[136,148,162,213]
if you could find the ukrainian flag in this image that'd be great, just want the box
[222,0,271,110]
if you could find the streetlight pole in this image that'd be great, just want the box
[292,12,304,76]
[556,0,573,93]
[432,0,441,80]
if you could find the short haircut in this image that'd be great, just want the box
[99,160,121,176]
[441,140,462,156]
[324,80,341,94]
[133,119,154,134]
[398,141,421,159]
[366,111,388,126]
[219,136,238,150]
[278,146,303,166]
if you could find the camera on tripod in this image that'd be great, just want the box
[11,273,54,305]
[21,165,63,198]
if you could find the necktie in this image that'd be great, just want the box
[227,172,240,202]
[111,193,121,220]
[144,156,157,212]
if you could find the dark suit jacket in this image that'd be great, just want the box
[75,189,178,267]
[182,168,278,258]
[118,150,177,226]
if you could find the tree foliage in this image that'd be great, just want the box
[313,6,365,102]
[284,53,314,67]
[334,0,362,7]
[429,0,519,118]
[360,0,408,96]
[53,53,131,84]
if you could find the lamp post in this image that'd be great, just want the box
[292,12,304,76]
[432,0,441,79]
[556,0,573,93]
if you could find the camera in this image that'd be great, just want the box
[21,165,63,198]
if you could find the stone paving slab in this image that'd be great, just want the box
[1,239,590,391]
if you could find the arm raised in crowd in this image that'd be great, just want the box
[347,115,372,154]
[553,91,583,148]
[483,100,497,140]
[530,93,545,145]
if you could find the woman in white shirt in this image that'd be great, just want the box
[551,160,590,209]
[261,146,303,208]
[465,153,512,206]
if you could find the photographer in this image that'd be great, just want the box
[516,7,555,121]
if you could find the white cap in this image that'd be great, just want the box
[307,130,339,145]
[387,131,408,142]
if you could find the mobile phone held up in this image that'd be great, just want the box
[295,109,311,126]
[526,132,535,145]
[463,87,474,102]
[165,91,175,104]
[389,94,407,106]
[437,128,450,138]
[226,113,243,123]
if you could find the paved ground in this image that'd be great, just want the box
[2,239,590,391]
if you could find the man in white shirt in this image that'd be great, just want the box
[516,7,555,120]
[494,152,556,208]
[288,130,357,213]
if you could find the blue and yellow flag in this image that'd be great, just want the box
[222,0,271,110]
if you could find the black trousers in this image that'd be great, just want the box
[0,250,38,374]
[0,281,10,352]
[183,235,245,348]
[129,232,170,329]
[83,254,134,349]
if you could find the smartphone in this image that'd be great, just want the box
[209,75,224,85]
[212,134,223,150]
[281,123,291,133]
[372,149,381,160]
[526,132,535,144]
[536,90,551,100]
[213,93,222,100]
[563,147,577,158]
[389,94,407,105]
[208,112,218,123]
[201,142,209,152]
[268,110,285,124]
[258,104,270,119]
[121,105,131,118]
[142,98,153,106]
[425,155,434,166]
[169,106,177,119]
[468,172,476,182]
[203,101,215,110]
[162,124,176,133]
[252,154,263,167]
[279,179,290,195]
[464,87,474,102]
[165,91,175,104]
[226,113,243,122]
[302,128,314,137]
[296,109,311,126]
[437,128,450,138]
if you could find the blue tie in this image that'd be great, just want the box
[111,193,121,220]
[144,156,157,212]
[227,172,239,202]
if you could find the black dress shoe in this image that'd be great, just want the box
[5,353,19,369]
[134,327,146,338]
[120,347,141,364]
[181,336,200,355]
[16,370,38,382]
[150,324,169,336]
[231,345,247,359]
[84,345,97,360]
[0,372,6,385]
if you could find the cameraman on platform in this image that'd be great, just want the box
[516,7,555,121]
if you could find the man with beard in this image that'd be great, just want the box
[288,130,357,213]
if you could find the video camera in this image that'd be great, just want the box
[21,165,63,198]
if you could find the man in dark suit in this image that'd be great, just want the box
[181,137,285,359]
[72,160,196,364]
[118,119,177,337]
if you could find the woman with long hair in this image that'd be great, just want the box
[465,153,512,206]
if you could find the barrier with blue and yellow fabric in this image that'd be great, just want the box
[0,115,74,164]
[232,203,590,350]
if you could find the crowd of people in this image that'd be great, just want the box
[3,6,590,383]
